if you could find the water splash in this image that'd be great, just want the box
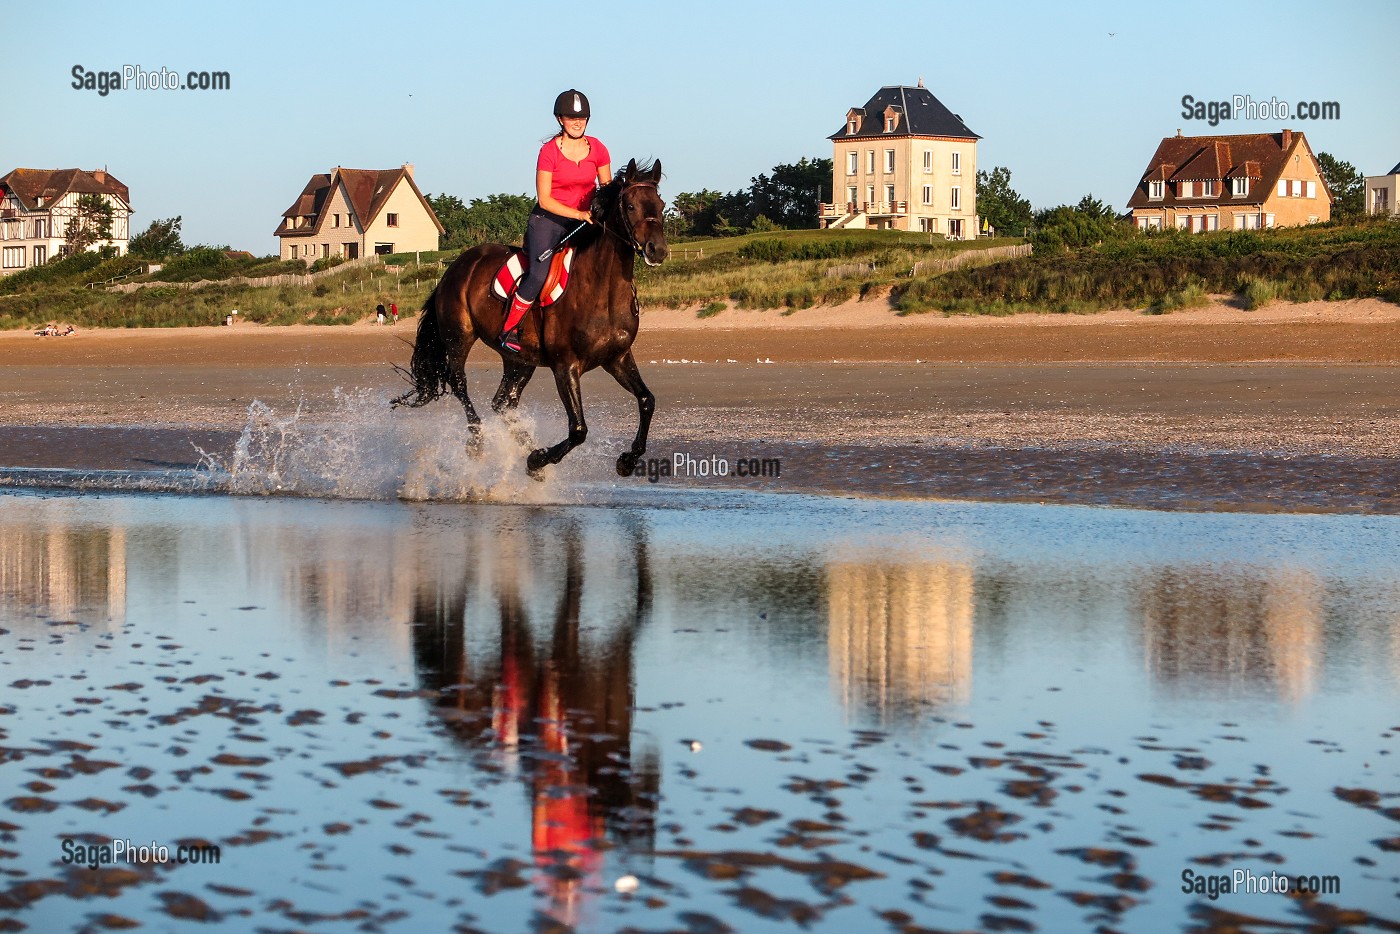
[199,388,579,503]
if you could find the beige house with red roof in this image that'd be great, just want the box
[276,163,442,263]
[0,168,132,275]
[1127,129,1330,232]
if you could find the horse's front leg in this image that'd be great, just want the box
[527,361,586,475]
[605,351,654,477]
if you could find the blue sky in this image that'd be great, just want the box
[6,0,1397,252]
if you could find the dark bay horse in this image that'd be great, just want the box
[392,159,668,475]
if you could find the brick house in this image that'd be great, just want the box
[1127,129,1331,232]
[819,81,980,238]
[276,163,442,263]
[0,168,132,276]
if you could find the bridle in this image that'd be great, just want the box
[599,179,660,257]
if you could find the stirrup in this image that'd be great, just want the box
[500,327,521,353]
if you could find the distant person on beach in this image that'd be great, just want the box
[391,302,398,324]
[376,303,386,325]
[62,325,75,336]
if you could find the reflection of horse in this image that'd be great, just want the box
[393,160,669,476]
[410,518,656,925]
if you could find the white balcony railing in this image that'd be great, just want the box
[819,201,909,217]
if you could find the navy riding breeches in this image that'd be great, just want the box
[517,207,574,303]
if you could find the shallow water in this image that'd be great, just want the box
[1,489,1397,932]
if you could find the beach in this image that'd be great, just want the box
[2,297,1397,510]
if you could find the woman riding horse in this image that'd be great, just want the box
[392,91,668,476]
[500,89,611,354]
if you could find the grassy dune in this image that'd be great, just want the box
[3,221,1395,329]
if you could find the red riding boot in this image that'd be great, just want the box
[500,292,533,353]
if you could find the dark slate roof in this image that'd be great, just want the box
[0,168,131,211]
[1126,131,1331,210]
[276,166,443,237]
[829,85,979,141]
[1388,160,1400,175]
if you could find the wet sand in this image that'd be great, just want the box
[2,299,1397,511]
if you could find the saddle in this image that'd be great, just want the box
[491,246,574,307]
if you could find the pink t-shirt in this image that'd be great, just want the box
[537,136,611,212]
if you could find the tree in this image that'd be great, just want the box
[64,193,114,254]
[746,157,832,229]
[128,216,185,258]
[1031,201,1127,252]
[428,192,534,249]
[1073,194,1116,221]
[1316,152,1364,220]
[975,167,1034,237]
[667,188,748,237]
[669,156,833,237]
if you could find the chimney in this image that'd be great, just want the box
[1280,128,1293,150]
[402,162,414,180]
[93,169,106,184]
[1175,129,1183,138]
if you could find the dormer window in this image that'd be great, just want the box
[1201,180,1216,197]
[1149,180,1164,200]
[1232,177,1248,197]
[848,118,858,134]
[1180,181,1194,198]
[884,116,895,132]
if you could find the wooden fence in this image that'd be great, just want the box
[106,253,387,293]
[824,262,878,278]
[908,243,1031,278]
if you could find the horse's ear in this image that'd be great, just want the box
[649,160,662,183]
[624,158,638,183]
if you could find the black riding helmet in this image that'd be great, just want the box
[553,89,590,119]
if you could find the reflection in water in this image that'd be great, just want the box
[2,493,1398,932]
[241,520,418,655]
[410,517,658,928]
[0,519,126,625]
[826,561,973,723]
[1138,566,1323,703]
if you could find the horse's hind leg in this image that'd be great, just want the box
[492,360,535,447]
[491,360,535,413]
[605,351,655,477]
[526,362,586,475]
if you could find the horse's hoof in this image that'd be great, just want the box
[616,451,641,477]
[527,449,551,474]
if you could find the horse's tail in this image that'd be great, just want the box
[390,286,451,408]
